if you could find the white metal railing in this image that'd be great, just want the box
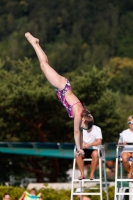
[115,144,133,200]
[71,145,109,200]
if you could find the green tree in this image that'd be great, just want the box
[0,58,126,181]
[70,66,124,142]
[0,0,132,69]
[0,57,72,182]
[108,57,133,95]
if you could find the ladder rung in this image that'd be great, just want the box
[72,192,101,195]
[71,153,108,200]
[116,192,133,195]
[73,179,101,182]
[116,179,133,181]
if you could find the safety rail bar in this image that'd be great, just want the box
[115,143,133,200]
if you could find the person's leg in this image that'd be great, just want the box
[129,161,133,178]
[76,154,85,179]
[128,153,133,178]
[25,32,66,90]
[121,152,131,178]
[90,150,99,179]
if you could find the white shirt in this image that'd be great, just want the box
[118,129,133,152]
[83,125,102,149]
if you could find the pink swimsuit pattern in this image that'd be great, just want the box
[55,79,81,118]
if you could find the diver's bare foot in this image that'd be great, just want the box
[25,32,39,44]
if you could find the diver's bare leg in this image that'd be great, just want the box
[25,32,66,89]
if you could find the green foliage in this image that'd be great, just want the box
[40,188,70,200]
[0,0,133,68]
[0,59,123,144]
[0,186,115,200]
[108,57,133,95]
[117,12,133,58]
[69,66,124,142]
[0,58,126,180]
[0,0,133,187]
[0,186,25,200]
[0,57,73,182]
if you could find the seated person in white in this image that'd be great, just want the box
[118,115,133,179]
[76,112,102,180]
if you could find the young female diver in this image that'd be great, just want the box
[25,32,93,156]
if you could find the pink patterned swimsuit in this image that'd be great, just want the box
[55,79,81,118]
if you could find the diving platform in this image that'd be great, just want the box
[0,142,117,160]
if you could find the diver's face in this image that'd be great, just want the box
[81,117,88,130]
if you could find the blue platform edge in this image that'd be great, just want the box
[0,142,117,160]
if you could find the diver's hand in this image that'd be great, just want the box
[77,149,85,157]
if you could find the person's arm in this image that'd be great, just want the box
[83,138,102,148]
[74,115,84,155]
[19,191,26,200]
[118,133,123,145]
[38,193,43,200]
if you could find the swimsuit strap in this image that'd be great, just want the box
[71,101,82,108]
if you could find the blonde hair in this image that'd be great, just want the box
[127,115,133,123]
